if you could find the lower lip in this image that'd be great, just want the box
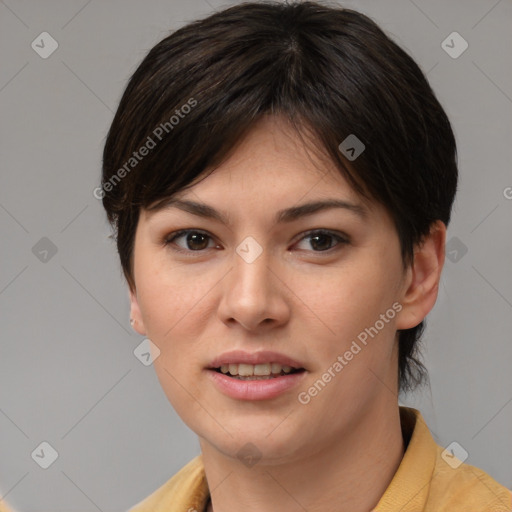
[205,369,307,401]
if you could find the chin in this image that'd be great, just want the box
[197,416,307,462]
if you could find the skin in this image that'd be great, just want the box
[129,114,446,512]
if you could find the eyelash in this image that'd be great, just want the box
[162,229,350,256]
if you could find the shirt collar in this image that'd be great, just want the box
[372,406,437,511]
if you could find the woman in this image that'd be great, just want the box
[99,2,511,511]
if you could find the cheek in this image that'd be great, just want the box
[134,260,223,396]
[135,257,218,338]
[134,263,215,423]
[312,257,401,340]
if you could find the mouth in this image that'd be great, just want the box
[205,352,308,400]
[209,363,306,380]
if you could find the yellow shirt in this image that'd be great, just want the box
[128,407,511,512]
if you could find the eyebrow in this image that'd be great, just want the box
[148,197,368,225]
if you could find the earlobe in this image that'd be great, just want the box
[129,288,147,336]
[395,220,446,330]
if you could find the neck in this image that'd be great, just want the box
[200,403,405,512]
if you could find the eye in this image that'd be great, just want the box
[294,229,349,253]
[163,228,349,255]
[163,229,217,253]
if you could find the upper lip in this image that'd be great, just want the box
[208,350,305,369]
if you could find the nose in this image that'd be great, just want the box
[217,244,290,332]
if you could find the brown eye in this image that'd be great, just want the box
[164,230,215,252]
[163,228,349,257]
[295,230,349,252]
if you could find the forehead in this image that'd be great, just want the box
[205,114,348,186]
[147,114,375,216]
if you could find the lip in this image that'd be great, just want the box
[205,368,307,401]
[207,350,305,369]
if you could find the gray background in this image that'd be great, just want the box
[1,0,511,510]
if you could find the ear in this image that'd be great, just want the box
[129,287,147,336]
[395,220,446,330]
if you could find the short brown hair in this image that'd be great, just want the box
[101,1,458,393]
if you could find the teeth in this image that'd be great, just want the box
[217,362,298,377]
[238,363,254,376]
[254,364,271,376]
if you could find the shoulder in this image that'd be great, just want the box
[428,445,512,512]
[128,455,209,512]
[377,408,512,512]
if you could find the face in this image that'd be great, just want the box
[129,115,416,464]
